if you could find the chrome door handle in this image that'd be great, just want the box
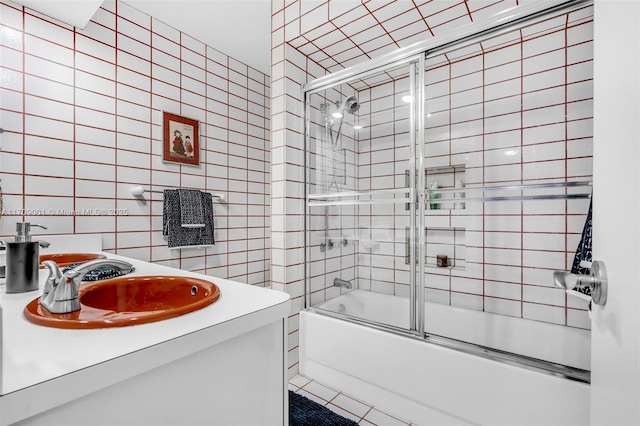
[553,260,608,306]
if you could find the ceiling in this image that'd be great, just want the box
[123,0,272,74]
[289,0,512,74]
[121,0,520,77]
[122,0,498,76]
[118,0,591,82]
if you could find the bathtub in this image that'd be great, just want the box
[299,290,590,426]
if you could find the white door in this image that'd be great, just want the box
[591,1,640,425]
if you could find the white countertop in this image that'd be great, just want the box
[0,235,290,398]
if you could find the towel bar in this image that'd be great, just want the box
[130,186,226,202]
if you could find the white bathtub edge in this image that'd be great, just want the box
[300,310,590,426]
[301,357,469,425]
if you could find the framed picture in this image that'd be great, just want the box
[163,112,200,166]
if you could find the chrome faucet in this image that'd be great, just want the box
[40,259,135,314]
[333,277,353,289]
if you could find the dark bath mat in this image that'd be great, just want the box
[289,390,358,426]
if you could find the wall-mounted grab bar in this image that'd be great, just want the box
[130,186,226,202]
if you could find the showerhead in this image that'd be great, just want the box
[322,97,360,120]
[339,96,360,114]
[320,96,360,145]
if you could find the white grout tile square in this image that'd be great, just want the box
[75,70,115,96]
[330,393,372,418]
[484,44,520,68]
[80,17,117,46]
[525,72,565,99]
[427,4,471,32]
[349,24,386,46]
[180,33,205,57]
[523,31,565,59]
[523,302,565,325]
[182,46,206,69]
[326,403,363,423]
[24,135,73,159]
[24,54,74,86]
[295,388,329,406]
[485,296,522,317]
[0,3,24,31]
[382,8,422,33]
[300,380,340,402]
[117,17,150,45]
[24,14,73,47]
[1,44,22,71]
[365,408,411,425]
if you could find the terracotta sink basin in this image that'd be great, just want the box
[24,276,221,329]
[39,253,107,268]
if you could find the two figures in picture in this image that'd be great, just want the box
[172,129,194,158]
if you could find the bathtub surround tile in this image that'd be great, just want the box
[273,0,592,378]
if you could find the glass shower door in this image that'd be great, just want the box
[305,57,424,333]
[419,6,594,364]
[302,0,593,377]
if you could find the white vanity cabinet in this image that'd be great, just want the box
[0,243,290,426]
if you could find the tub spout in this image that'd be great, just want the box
[333,277,352,289]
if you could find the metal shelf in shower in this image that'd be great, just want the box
[307,180,592,207]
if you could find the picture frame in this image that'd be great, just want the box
[163,112,200,166]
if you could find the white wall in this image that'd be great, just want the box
[591,1,640,424]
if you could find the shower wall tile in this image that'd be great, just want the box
[417,16,594,330]
[275,0,594,376]
[485,297,521,318]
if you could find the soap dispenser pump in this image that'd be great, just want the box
[5,222,47,293]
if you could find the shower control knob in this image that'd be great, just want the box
[553,260,608,306]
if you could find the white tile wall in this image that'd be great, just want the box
[0,0,270,286]
[275,0,594,377]
[349,14,592,323]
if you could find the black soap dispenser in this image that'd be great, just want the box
[5,222,47,293]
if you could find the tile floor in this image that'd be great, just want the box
[288,375,415,425]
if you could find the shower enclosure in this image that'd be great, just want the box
[303,0,594,380]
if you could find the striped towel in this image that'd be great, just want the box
[571,198,593,296]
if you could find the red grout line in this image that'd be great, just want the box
[114,0,119,256]
[519,28,525,320]
[20,5,26,225]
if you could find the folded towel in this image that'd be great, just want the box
[178,189,205,228]
[163,189,215,249]
[571,198,593,296]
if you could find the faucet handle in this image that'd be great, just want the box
[41,259,135,314]
[41,260,63,296]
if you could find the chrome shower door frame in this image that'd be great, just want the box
[304,54,426,334]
